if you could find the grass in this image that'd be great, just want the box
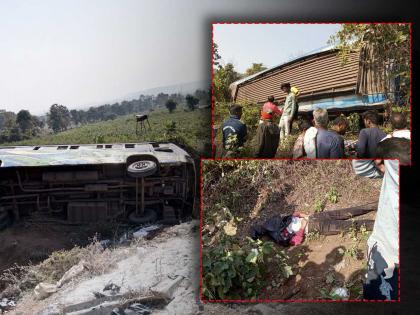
[0,237,134,300]
[4,107,212,157]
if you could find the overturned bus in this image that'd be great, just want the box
[0,142,196,230]
[229,45,403,117]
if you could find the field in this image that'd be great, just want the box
[201,160,382,300]
[4,107,212,157]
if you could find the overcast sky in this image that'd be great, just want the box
[214,24,341,73]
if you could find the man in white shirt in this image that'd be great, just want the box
[352,137,408,300]
[382,112,411,140]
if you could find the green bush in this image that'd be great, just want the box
[202,205,291,300]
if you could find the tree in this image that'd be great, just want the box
[70,109,82,126]
[165,99,177,113]
[156,93,169,107]
[16,110,33,134]
[244,63,267,76]
[47,104,71,133]
[329,23,411,106]
[213,42,222,69]
[214,63,241,102]
[185,94,200,111]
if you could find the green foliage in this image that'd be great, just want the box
[214,64,241,103]
[245,63,267,76]
[314,197,325,213]
[319,287,346,300]
[329,23,411,106]
[346,113,361,134]
[5,108,212,157]
[202,163,292,299]
[47,104,71,133]
[338,244,359,261]
[165,99,177,113]
[203,230,290,300]
[185,94,200,111]
[325,187,340,204]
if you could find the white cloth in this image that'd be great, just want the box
[286,216,303,234]
[381,129,411,141]
[303,126,318,158]
[279,115,291,141]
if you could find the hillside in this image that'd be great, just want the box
[4,107,211,157]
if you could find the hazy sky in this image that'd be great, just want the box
[0,0,215,114]
[0,0,344,115]
[214,24,341,73]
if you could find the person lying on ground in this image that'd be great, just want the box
[352,137,406,301]
[382,112,410,140]
[355,110,386,158]
[293,119,311,158]
[250,202,378,246]
[279,83,296,141]
[221,104,247,157]
[254,114,280,158]
[260,95,283,123]
[311,108,344,158]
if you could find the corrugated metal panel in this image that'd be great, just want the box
[234,50,360,104]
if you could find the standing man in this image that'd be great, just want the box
[382,112,411,140]
[356,110,386,158]
[279,83,297,141]
[221,104,247,157]
[260,95,283,123]
[313,108,345,158]
[352,137,408,300]
[254,114,280,158]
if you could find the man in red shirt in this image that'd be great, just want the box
[260,95,282,121]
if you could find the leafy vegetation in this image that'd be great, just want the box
[1,88,210,144]
[202,161,293,300]
[5,108,211,156]
[202,206,290,300]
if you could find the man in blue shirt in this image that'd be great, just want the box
[222,105,247,156]
[313,108,344,158]
[356,110,386,158]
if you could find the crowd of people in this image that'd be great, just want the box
[220,82,411,160]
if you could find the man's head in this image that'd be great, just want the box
[268,95,275,103]
[376,137,410,164]
[390,112,407,130]
[331,116,348,135]
[298,119,311,132]
[362,110,380,128]
[229,104,243,119]
[313,108,329,128]
[280,83,291,93]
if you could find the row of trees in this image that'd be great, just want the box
[0,109,45,143]
[0,88,210,142]
[165,93,202,113]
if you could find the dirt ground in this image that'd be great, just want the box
[0,217,126,282]
[202,160,382,300]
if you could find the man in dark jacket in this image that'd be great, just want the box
[222,105,247,156]
[356,110,386,158]
[254,115,280,158]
